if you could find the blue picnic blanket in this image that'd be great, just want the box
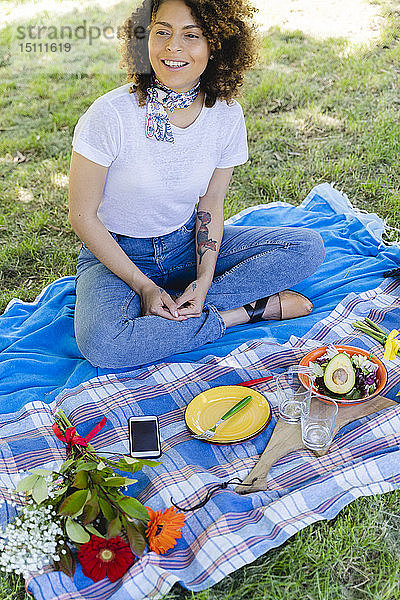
[0,183,399,414]
[1,278,399,600]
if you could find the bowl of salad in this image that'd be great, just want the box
[299,344,387,405]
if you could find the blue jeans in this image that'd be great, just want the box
[74,211,325,368]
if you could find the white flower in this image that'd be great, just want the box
[0,503,65,576]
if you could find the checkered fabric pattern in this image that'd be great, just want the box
[1,279,399,600]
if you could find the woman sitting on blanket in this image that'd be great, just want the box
[68,0,325,369]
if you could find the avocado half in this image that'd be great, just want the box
[323,353,355,395]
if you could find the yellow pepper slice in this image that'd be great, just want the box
[383,329,400,361]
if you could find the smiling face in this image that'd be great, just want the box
[148,0,211,93]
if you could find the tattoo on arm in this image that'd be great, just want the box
[196,211,217,264]
[192,282,197,291]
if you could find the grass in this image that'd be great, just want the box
[164,492,400,600]
[0,0,400,598]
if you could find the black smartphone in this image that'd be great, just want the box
[128,416,162,459]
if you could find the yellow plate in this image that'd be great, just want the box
[185,385,271,444]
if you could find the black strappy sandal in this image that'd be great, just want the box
[243,296,280,323]
[243,290,312,323]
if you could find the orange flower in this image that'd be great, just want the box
[145,506,185,555]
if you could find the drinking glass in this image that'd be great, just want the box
[276,366,313,423]
[301,395,338,451]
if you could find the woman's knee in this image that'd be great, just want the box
[74,315,131,369]
[274,227,325,281]
[298,228,325,267]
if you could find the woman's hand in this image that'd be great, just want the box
[174,279,210,317]
[139,284,187,321]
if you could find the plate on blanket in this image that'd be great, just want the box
[299,345,387,405]
[185,385,271,444]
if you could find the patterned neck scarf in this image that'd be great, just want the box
[145,75,201,143]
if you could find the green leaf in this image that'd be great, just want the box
[32,477,48,504]
[121,458,161,473]
[117,497,149,521]
[59,490,90,517]
[89,489,98,503]
[82,498,99,525]
[99,496,116,521]
[75,461,98,472]
[121,456,140,465]
[126,522,146,556]
[109,473,137,486]
[103,476,127,487]
[116,460,139,474]
[30,468,54,477]
[117,459,132,468]
[107,516,122,538]
[60,459,75,474]
[120,514,127,526]
[129,518,147,537]
[139,459,162,467]
[16,474,39,493]
[98,456,119,468]
[85,524,105,538]
[72,471,88,489]
[97,461,107,470]
[125,463,145,474]
[88,471,103,484]
[55,545,76,578]
[51,485,69,499]
[65,518,90,544]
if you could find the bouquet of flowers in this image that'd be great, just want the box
[0,410,184,582]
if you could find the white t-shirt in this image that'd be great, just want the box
[72,82,248,237]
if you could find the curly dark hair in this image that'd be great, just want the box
[117,0,261,107]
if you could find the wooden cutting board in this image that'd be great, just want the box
[235,395,397,494]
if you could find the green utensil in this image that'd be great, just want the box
[193,395,252,440]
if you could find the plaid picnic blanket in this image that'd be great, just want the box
[1,278,399,600]
[2,183,400,415]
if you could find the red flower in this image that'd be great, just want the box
[78,535,135,583]
[146,506,185,554]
